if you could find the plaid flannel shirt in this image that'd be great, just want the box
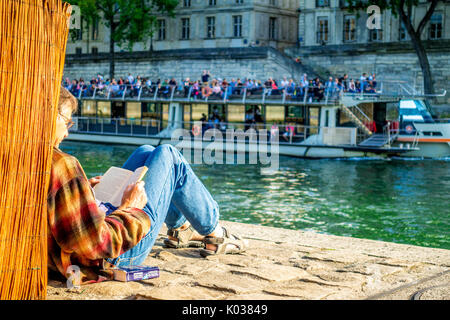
[47,147,151,284]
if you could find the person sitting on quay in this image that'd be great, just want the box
[48,87,247,285]
[270,122,280,142]
[65,70,386,103]
[201,82,213,100]
[282,122,296,142]
[191,80,201,99]
[313,78,325,102]
[348,79,357,93]
[285,79,296,98]
[110,79,122,97]
[211,79,223,99]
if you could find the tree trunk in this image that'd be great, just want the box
[397,0,438,95]
[409,32,434,95]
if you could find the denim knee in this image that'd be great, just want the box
[138,144,156,153]
[156,144,181,160]
[157,144,176,153]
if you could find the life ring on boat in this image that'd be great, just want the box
[192,125,201,136]
[405,125,414,134]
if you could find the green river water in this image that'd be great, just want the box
[60,141,450,250]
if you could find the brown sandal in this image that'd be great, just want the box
[199,227,247,257]
[163,224,204,249]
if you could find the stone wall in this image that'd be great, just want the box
[285,40,450,105]
[63,47,310,83]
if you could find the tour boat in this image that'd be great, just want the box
[67,83,449,159]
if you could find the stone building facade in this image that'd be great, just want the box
[286,0,450,104]
[64,0,450,105]
[66,0,299,55]
[297,0,450,47]
[63,47,313,84]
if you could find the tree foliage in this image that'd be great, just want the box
[345,0,442,94]
[67,0,178,51]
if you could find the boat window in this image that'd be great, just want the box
[209,104,226,121]
[142,103,162,120]
[142,103,162,129]
[285,105,304,124]
[162,103,170,123]
[386,102,399,121]
[97,101,110,118]
[414,100,428,112]
[183,104,191,124]
[266,105,285,124]
[309,108,320,135]
[191,104,208,121]
[423,131,443,136]
[228,104,245,123]
[127,102,141,125]
[81,100,97,117]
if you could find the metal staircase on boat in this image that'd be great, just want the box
[359,122,400,148]
[339,103,372,136]
[359,134,391,147]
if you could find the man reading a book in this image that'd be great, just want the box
[48,88,247,284]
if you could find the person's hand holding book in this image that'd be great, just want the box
[89,176,102,188]
[118,181,147,210]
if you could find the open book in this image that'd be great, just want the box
[93,166,148,207]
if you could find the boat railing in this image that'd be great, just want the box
[382,121,400,148]
[412,129,420,149]
[69,80,446,105]
[431,118,450,123]
[71,116,362,147]
[71,83,340,105]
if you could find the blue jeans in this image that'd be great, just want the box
[106,144,220,267]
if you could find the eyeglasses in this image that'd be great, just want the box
[58,113,75,129]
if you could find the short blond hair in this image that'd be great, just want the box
[58,87,78,114]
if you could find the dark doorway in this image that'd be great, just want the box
[112,101,125,119]
[373,103,387,133]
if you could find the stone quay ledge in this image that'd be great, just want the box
[47,221,450,300]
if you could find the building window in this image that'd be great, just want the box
[236,0,244,4]
[76,19,83,40]
[316,0,330,7]
[317,17,329,44]
[181,18,190,40]
[369,28,383,42]
[206,17,215,38]
[343,15,356,42]
[269,0,276,6]
[339,0,349,8]
[368,16,383,42]
[158,19,166,40]
[233,15,242,37]
[91,17,99,41]
[75,47,82,55]
[91,47,98,55]
[399,21,408,41]
[183,0,191,7]
[209,0,216,5]
[429,13,443,40]
[269,17,277,40]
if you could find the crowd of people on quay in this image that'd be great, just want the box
[62,70,379,102]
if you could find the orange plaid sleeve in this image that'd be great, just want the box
[47,148,151,280]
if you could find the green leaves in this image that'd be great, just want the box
[66,0,178,51]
